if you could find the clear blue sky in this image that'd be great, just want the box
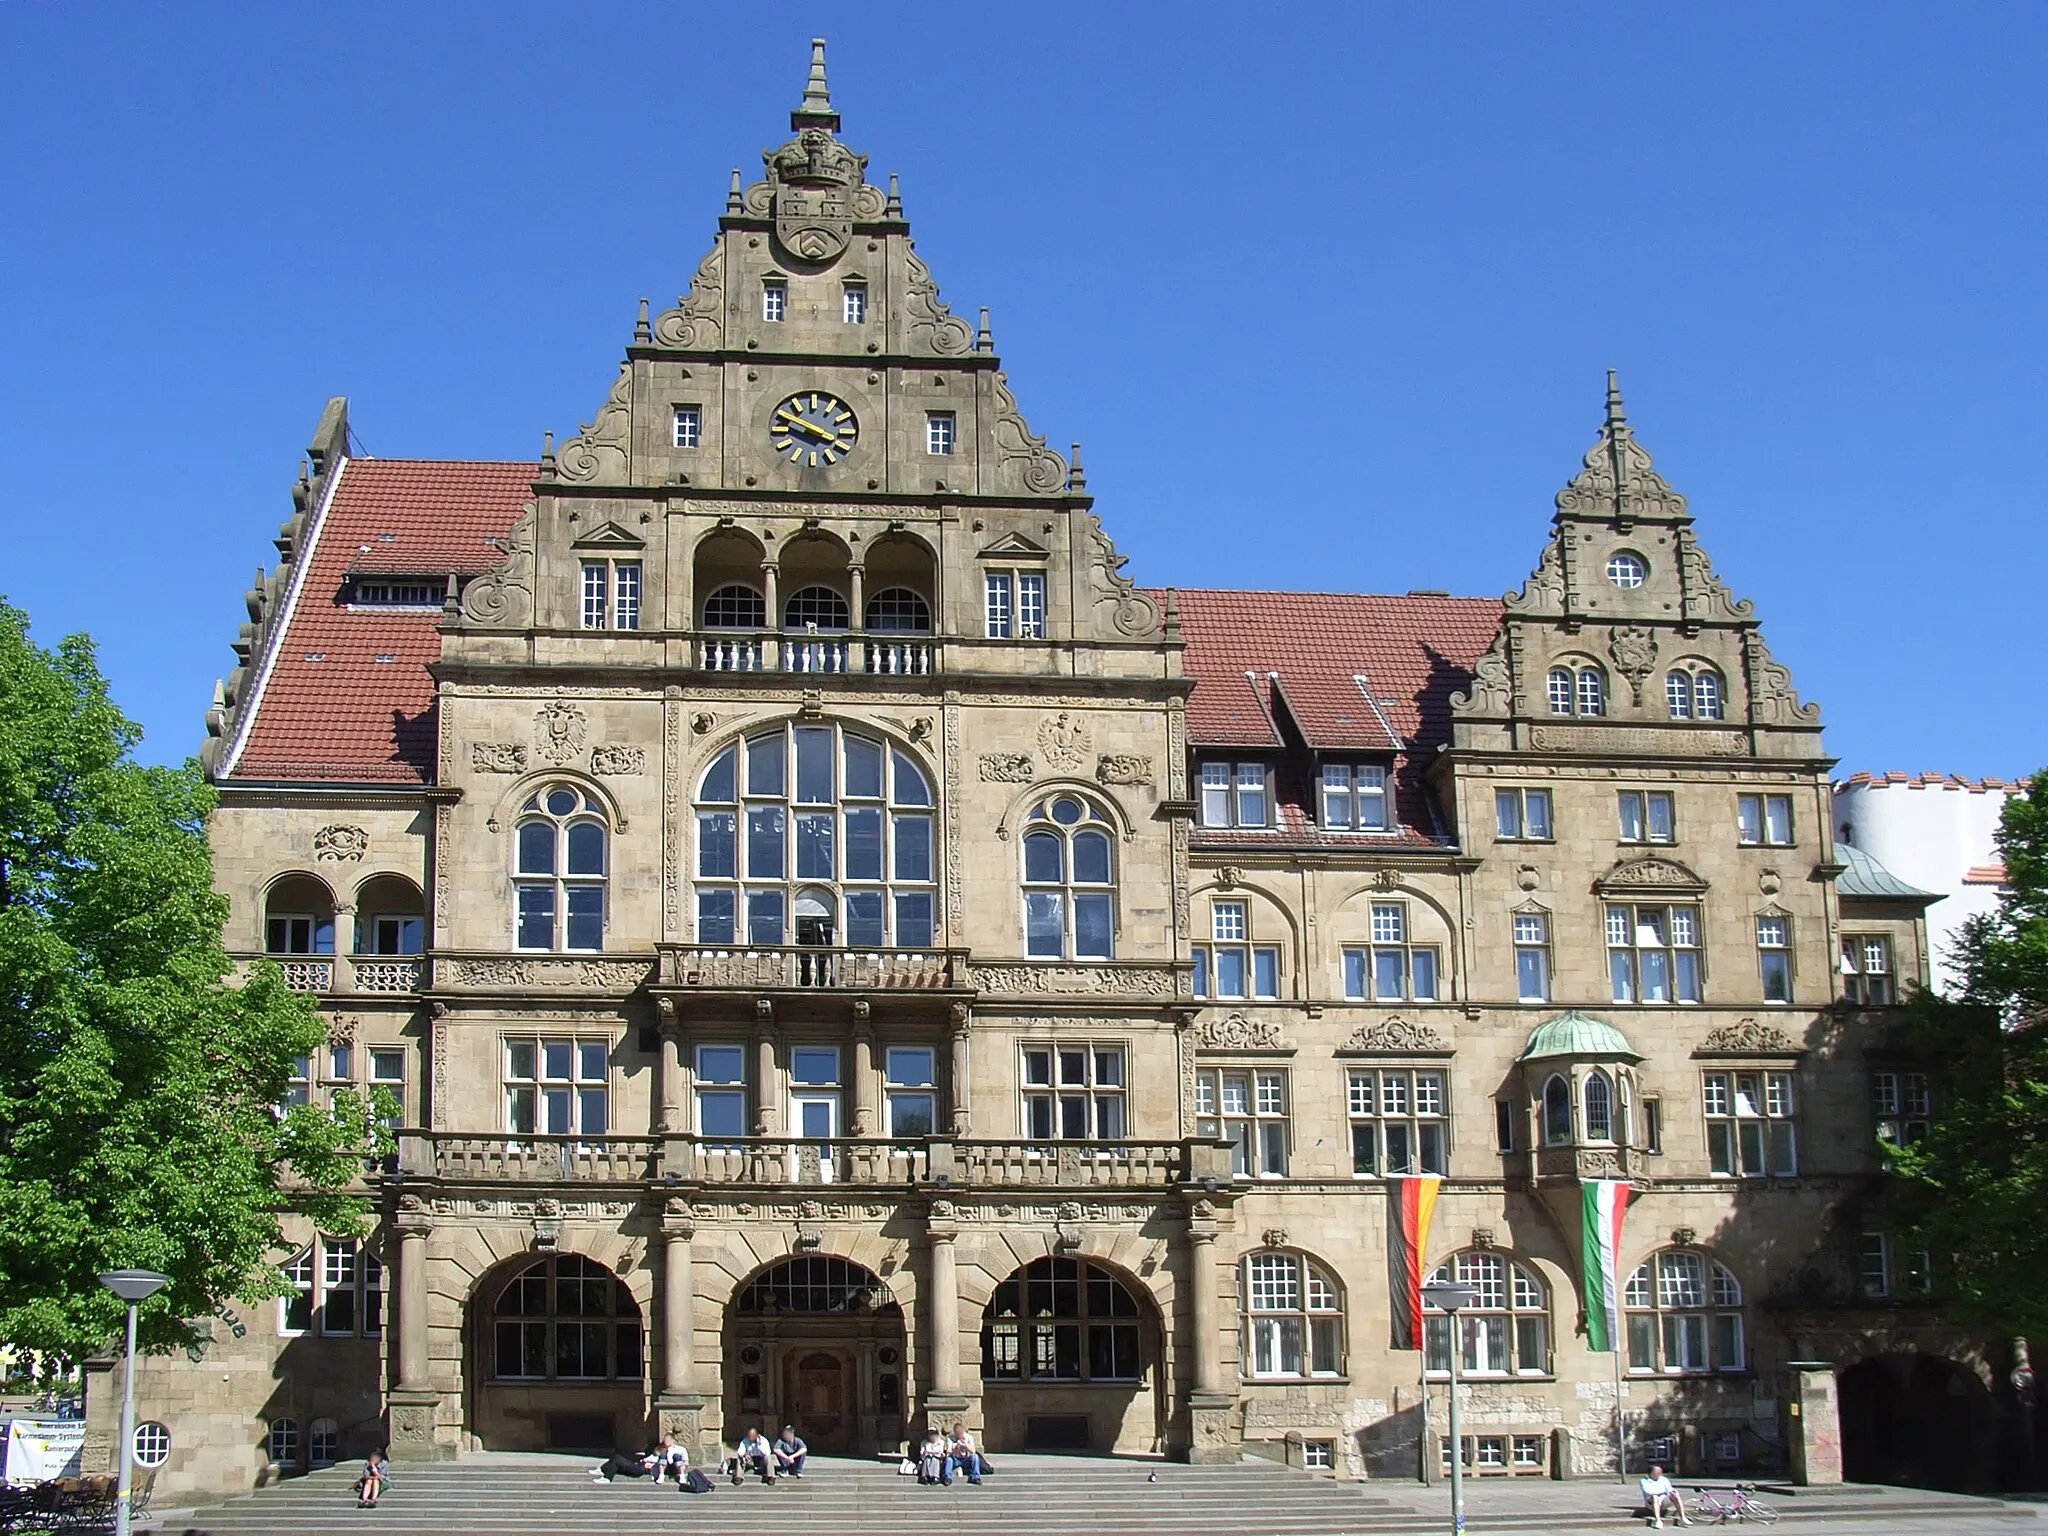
[4,3,2042,777]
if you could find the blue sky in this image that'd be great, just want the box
[3,3,2042,776]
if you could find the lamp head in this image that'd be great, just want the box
[1420,1279,1481,1313]
[98,1270,171,1304]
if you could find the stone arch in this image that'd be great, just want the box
[261,871,338,957]
[1328,879,1461,998]
[690,713,939,801]
[347,872,424,954]
[1839,1352,1996,1492]
[691,527,768,629]
[487,767,628,838]
[993,778,1139,844]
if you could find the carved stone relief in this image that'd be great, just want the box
[978,752,1035,783]
[1195,1013,1292,1052]
[989,372,1069,493]
[1697,1019,1801,1055]
[1596,855,1707,892]
[653,243,724,350]
[1529,724,1750,757]
[459,503,536,628]
[556,363,632,484]
[313,824,369,862]
[591,744,646,775]
[1037,712,1091,772]
[446,957,651,990]
[534,701,589,765]
[473,742,528,773]
[1083,514,1161,638]
[1096,754,1154,787]
[1608,625,1659,704]
[903,248,973,355]
[1339,1017,1450,1053]
[964,964,1175,996]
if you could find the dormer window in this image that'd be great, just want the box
[1199,762,1268,829]
[762,281,787,322]
[1320,764,1388,831]
[347,579,441,609]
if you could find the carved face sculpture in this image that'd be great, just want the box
[770,390,858,467]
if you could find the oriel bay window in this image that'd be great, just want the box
[1022,1043,1126,1139]
[695,724,936,949]
[1348,1068,1447,1176]
[1022,794,1116,960]
[1703,1070,1797,1177]
[1192,898,1280,999]
[505,1037,609,1138]
[1344,902,1439,1001]
[493,1254,643,1382]
[981,1258,1143,1382]
[1606,903,1701,1004]
[1196,1067,1289,1177]
[1242,1252,1343,1378]
[1842,935,1895,1006]
[1424,1253,1548,1377]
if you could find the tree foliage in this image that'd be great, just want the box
[1889,772,2048,1338]
[0,599,382,1363]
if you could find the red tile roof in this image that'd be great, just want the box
[1963,864,2009,887]
[1163,588,1505,848]
[1838,772,2025,794]
[228,460,535,784]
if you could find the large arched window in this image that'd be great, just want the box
[864,588,931,632]
[980,1257,1143,1383]
[784,585,850,630]
[1241,1251,1343,1379]
[1624,1250,1744,1374]
[1424,1252,1549,1376]
[736,1256,899,1315]
[703,584,767,629]
[1665,665,1724,721]
[514,784,607,951]
[1021,794,1116,960]
[1546,665,1607,718]
[695,725,935,948]
[492,1254,643,1382]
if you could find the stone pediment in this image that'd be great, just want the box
[1693,1018,1804,1057]
[570,521,645,551]
[1595,855,1707,894]
[979,530,1050,559]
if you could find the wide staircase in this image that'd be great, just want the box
[145,1451,2043,1536]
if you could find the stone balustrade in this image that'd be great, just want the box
[656,944,963,991]
[406,1134,660,1183]
[693,631,937,676]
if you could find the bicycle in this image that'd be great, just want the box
[1690,1483,1779,1525]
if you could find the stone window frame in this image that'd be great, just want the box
[1664,661,1725,721]
[503,1034,612,1140]
[671,404,703,449]
[761,278,787,323]
[1019,791,1118,961]
[1617,788,1677,845]
[1341,899,1441,1003]
[1019,1038,1127,1140]
[1545,660,1608,717]
[924,410,956,456]
[512,782,611,953]
[1604,901,1704,1005]
[1513,905,1552,1003]
[1346,1065,1449,1177]
[1239,1249,1345,1381]
[979,1255,1147,1385]
[1423,1250,1552,1379]
[1494,786,1554,842]
[1841,933,1895,1006]
[1623,1248,1747,1376]
[578,557,641,632]
[1195,1064,1290,1178]
[1192,895,1283,1002]
[279,1235,383,1340]
[1755,908,1795,1004]
[1736,792,1795,847]
[1702,1067,1798,1179]
[840,281,867,325]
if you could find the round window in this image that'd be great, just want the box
[545,787,579,816]
[133,1421,172,1468]
[877,1346,900,1366]
[739,1345,763,1366]
[1605,552,1647,589]
[1050,797,1085,826]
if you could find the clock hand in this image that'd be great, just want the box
[774,409,839,443]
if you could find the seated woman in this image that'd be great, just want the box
[355,1449,390,1508]
[944,1423,985,1486]
[916,1428,947,1486]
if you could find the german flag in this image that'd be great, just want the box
[1386,1176,1441,1349]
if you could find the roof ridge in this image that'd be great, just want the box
[1154,585,1501,603]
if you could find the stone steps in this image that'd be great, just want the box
[144,1454,2040,1536]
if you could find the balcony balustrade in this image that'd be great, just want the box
[242,954,425,995]
[274,958,333,993]
[657,944,963,991]
[694,632,936,677]
[397,1133,1230,1192]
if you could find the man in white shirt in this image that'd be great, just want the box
[1639,1465,1690,1528]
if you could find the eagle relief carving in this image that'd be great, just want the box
[535,701,589,765]
[1037,712,1091,772]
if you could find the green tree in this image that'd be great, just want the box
[1889,772,2048,1337]
[0,599,383,1363]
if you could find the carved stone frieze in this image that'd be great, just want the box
[1696,1019,1802,1055]
[445,956,651,991]
[534,701,589,765]
[964,963,1175,996]
[473,742,528,773]
[1596,855,1708,892]
[591,744,646,775]
[1529,724,1750,757]
[1037,712,1091,772]
[653,243,724,350]
[556,362,632,484]
[1095,754,1153,787]
[1195,1012,1292,1052]
[1339,1016,1451,1054]
[313,824,369,862]
[978,752,1035,783]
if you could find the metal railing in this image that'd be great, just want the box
[658,945,963,990]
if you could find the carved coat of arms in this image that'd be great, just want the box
[534,700,588,765]
[1037,711,1091,772]
[769,128,862,263]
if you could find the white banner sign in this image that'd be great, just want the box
[4,1419,87,1484]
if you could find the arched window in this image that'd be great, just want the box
[703,583,767,629]
[1665,666,1725,721]
[1624,1250,1744,1374]
[1424,1252,1549,1376]
[737,1256,900,1314]
[1193,895,1283,1000]
[980,1257,1144,1383]
[353,874,424,955]
[267,1417,299,1468]
[1021,794,1116,960]
[308,1417,339,1468]
[1583,1070,1614,1142]
[1545,665,1607,718]
[1241,1251,1343,1378]
[1542,1074,1572,1145]
[514,784,607,952]
[492,1254,644,1382]
[783,585,850,630]
[864,587,931,633]
[694,725,935,948]
[264,874,335,956]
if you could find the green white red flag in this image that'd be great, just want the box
[1580,1179,1632,1352]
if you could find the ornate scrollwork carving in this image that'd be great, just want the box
[1196,1012,1291,1051]
[903,248,972,355]
[964,963,1175,996]
[1608,624,1660,704]
[1745,631,1821,726]
[653,244,723,349]
[978,752,1035,783]
[989,372,1069,493]
[1554,397,1688,524]
[460,502,536,627]
[555,363,633,484]
[534,701,588,766]
[1340,1016,1450,1053]
[1083,514,1161,638]
[1095,754,1154,787]
[313,824,369,862]
[1596,855,1707,892]
[591,744,646,776]
[472,742,528,773]
[1697,1019,1801,1055]
[1449,629,1513,717]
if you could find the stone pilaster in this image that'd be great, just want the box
[387,1204,449,1460]
[850,1003,875,1136]
[655,997,685,1134]
[947,1002,971,1136]
[923,1203,970,1421]
[1183,1202,1236,1462]
[656,1209,708,1460]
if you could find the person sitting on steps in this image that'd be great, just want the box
[1639,1465,1692,1528]
[915,1428,947,1486]
[354,1448,390,1508]
[944,1423,984,1486]
[730,1426,777,1485]
[772,1425,808,1479]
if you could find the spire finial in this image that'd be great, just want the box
[884,172,902,218]
[634,297,651,344]
[976,307,992,353]
[1604,369,1628,433]
[791,37,840,130]
[726,168,743,213]
[541,429,556,473]
[1069,442,1086,493]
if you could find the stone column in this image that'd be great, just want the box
[752,1002,778,1137]
[386,1204,447,1460]
[948,1002,972,1136]
[924,1204,968,1418]
[1183,1200,1236,1462]
[850,1003,875,1137]
[655,998,686,1134]
[847,563,866,632]
[656,1209,708,1461]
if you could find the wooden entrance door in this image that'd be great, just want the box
[786,1350,849,1452]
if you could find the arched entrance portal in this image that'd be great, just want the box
[1839,1353,1994,1492]
[978,1255,1166,1455]
[467,1253,648,1452]
[725,1257,907,1456]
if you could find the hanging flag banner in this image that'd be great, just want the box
[1385,1175,1441,1349]
[1580,1178,1633,1353]
[4,1419,86,1485]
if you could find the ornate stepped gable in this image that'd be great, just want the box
[1451,373,1820,743]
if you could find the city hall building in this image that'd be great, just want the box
[105,42,2007,1500]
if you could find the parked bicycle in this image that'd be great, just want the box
[1690,1483,1779,1525]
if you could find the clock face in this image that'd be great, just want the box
[769,390,859,467]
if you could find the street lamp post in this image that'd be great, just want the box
[98,1270,170,1536]
[1421,1279,1481,1536]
